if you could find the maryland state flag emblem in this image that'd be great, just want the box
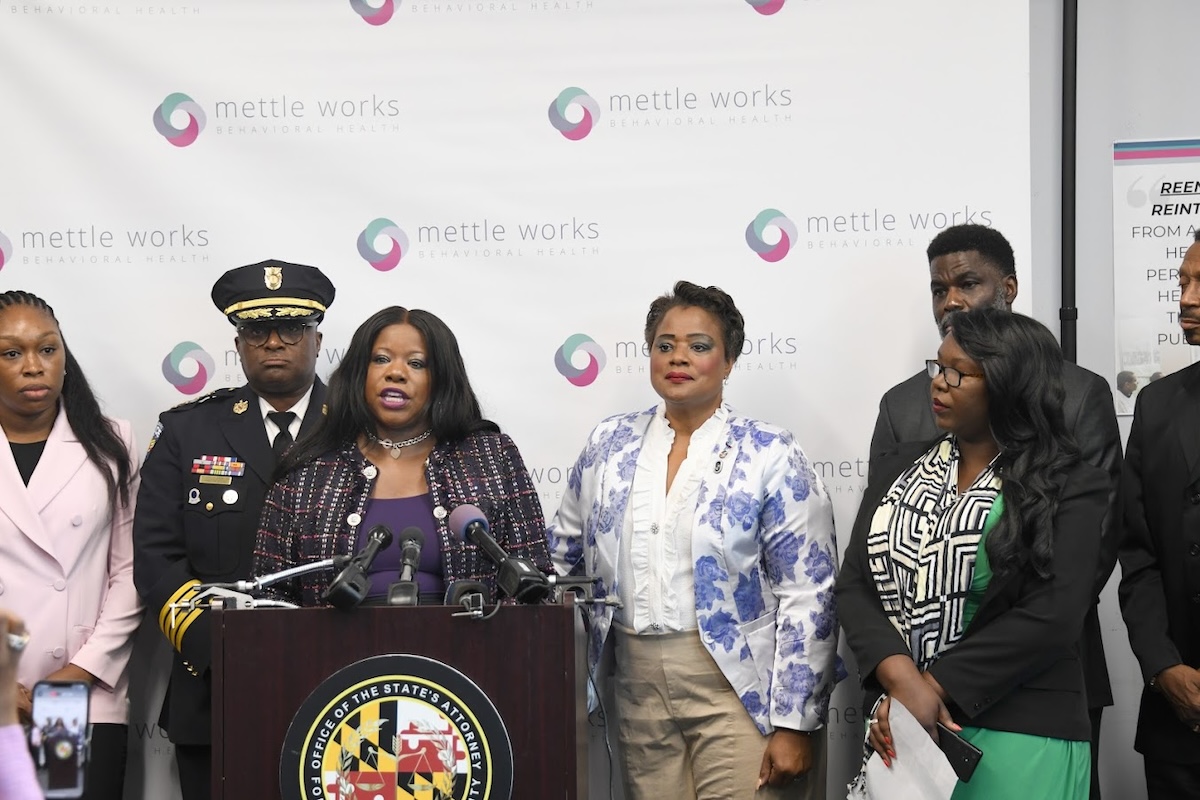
[281,655,513,800]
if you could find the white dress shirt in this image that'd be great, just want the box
[258,385,313,446]
[615,404,729,633]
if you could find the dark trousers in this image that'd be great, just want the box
[175,744,212,800]
[1145,756,1200,800]
[1089,707,1102,800]
[82,723,127,800]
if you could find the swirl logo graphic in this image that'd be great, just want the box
[554,334,606,387]
[349,0,394,25]
[357,218,409,271]
[548,87,600,141]
[0,230,11,271]
[745,0,785,14]
[745,209,798,263]
[162,342,214,396]
[153,92,206,148]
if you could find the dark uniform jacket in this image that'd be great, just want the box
[254,431,550,607]
[132,381,326,744]
[868,361,1121,709]
[1118,361,1200,763]
[838,443,1110,741]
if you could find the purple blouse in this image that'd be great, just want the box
[357,494,443,600]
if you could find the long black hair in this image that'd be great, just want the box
[280,306,497,475]
[0,291,133,506]
[947,307,1079,578]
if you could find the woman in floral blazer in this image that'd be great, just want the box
[548,281,840,800]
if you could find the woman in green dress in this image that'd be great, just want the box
[837,307,1109,799]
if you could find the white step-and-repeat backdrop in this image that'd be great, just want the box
[0,1,1030,796]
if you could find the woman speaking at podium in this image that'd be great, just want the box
[548,281,840,800]
[254,305,550,606]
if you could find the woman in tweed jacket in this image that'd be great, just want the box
[253,306,550,606]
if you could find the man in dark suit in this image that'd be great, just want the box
[868,224,1120,800]
[132,260,335,800]
[1118,231,1200,798]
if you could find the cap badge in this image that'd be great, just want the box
[264,266,283,291]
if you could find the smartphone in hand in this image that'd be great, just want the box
[29,681,89,799]
[936,722,983,782]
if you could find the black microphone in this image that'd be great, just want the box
[359,525,394,566]
[323,524,393,610]
[444,579,491,606]
[386,527,425,607]
[448,504,550,603]
[397,527,425,582]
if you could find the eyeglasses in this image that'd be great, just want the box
[926,359,984,388]
[236,321,317,347]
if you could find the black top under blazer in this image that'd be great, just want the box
[837,442,1110,742]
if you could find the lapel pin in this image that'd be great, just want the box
[233,400,249,415]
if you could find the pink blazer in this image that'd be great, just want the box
[0,409,141,725]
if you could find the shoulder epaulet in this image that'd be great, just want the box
[165,386,239,414]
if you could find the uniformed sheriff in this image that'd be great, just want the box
[132,260,335,800]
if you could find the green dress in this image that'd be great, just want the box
[950,497,1091,800]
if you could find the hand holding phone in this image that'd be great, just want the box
[936,721,983,782]
[30,681,90,799]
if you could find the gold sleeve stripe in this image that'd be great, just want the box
[158,579,201,633]
[170,606,205,652]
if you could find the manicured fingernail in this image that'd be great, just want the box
[883,758,891,768]
[884,736,892,745]
[888,749,896,759]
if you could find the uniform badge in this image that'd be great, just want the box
[264,266,283,290]
[233,400,249,415]
[147,421,163,454]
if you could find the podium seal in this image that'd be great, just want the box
[280,654,513,800]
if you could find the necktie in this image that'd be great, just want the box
[268,411,297,460]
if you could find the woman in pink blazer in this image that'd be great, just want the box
[0,290,140,800]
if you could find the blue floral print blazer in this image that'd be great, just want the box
[548,404,841,734]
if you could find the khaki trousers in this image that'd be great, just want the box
[612,625,826,800]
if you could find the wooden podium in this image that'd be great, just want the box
[210,599,588,799]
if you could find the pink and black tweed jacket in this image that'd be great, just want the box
[254,430,550,605]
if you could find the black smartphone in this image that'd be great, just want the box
[936,721,983,782]
[29,680,90,799]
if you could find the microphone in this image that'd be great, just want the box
[386,527,425,607]
[397,527,425,582]
[448,505,507,564]
[448,504,550,603]
[323,524,393,610]
[354,524,394,568]
[443,579,490,618]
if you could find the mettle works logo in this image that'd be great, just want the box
[357,218,409,271]
[745,0,785,15]
[153,92,207,147]
[0,230,11,271]
[162,341,214,395]
[554,334,606,386]
[745,208,797,262]
[349,0,394,25]
[548,88,600,141]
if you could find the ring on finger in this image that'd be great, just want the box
[869,718,879,725]
[6,631,29,652]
